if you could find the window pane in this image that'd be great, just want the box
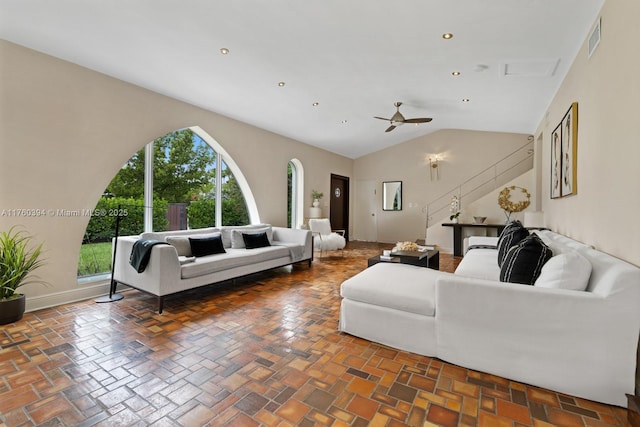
[287,162,294,228]
[153,129,215,231]
[78,146,146,278]
[185,133,217,229]
[221,159,249,226]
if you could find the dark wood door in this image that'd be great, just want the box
[330,174,349,241]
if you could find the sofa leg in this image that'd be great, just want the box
[158,296,164,314]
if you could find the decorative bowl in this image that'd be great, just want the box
[473,216,487,224]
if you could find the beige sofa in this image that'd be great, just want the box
[113,224,312,313]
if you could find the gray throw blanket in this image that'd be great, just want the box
[130,239,168,273]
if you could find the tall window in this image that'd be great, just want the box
[78,128,252,279]
[287,162,295,228]
[287,159,304,229]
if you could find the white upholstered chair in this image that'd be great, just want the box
[308,218,346,256]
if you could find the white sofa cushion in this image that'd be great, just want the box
[180,246,289,279]
[535,250,592,291]
[534,230,592,255]
[341,263,444,317]
[455,248,501,281]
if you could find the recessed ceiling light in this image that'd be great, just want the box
[452,71,461,76]
[312,102,319,107]
[442,33,453,39]
[462,98,470,102]
[278,81,285,87]
[220,48,229,55]
[341,120,348,124]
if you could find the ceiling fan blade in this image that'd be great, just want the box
[385,125,396,132]
[403,118,433,124]
[374,116,391,121]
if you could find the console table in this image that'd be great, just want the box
[442,222,506,256]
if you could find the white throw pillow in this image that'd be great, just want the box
[230,226,273,249]
[534,250,592,291]
[221,224,271,248]
[165,236,192,256]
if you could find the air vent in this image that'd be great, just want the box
[501,60,559,77]
[588,17,601,58]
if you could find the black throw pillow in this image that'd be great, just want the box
[242,231,271,249]
[499,234,553,285]
[497,220,529,267]
[189,234,226,257]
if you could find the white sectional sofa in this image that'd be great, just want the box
[339,229,640,406]
[113,224,312,313]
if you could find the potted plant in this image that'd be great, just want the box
[0,226,46,324]
[311,190,323,207]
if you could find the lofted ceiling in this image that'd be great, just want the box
[0,0,604,159]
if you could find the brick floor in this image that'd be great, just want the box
[0,242,633,426]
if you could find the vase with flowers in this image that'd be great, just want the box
[449,195,461,223]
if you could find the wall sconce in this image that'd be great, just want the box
[429,156,440,180]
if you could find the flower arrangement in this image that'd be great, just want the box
[311,190,323,200]
[498,186,531,222]
[449,195,460,221]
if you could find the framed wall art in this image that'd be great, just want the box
[550,102,578,198]
[551,124,562,199]
[560,102,578,196]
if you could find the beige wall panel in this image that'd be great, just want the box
[537,0,639,266]
[354,129,531,243]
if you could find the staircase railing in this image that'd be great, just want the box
[426,139,534,227]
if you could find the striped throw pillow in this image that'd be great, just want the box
[500,234,553,285]
[497,220,529,267]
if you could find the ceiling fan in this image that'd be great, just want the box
[374,101,432,132]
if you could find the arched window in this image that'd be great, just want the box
[287,159,304,229]
[77,126,257,279]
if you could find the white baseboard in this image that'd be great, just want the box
[25,281,131,312]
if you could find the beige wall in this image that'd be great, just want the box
[0,40,352,310]
[353,129,532,243]
[426,171,535,253]
[536,0,639,266]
